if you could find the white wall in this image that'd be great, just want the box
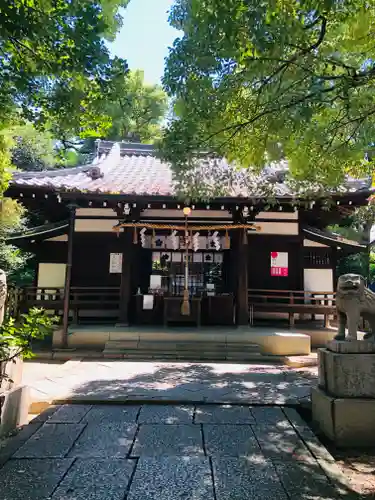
[76,208,114,217]
[142,209,231,219]
[303,239,328,248]
[304,268,333,292]
[37,263,66,288]
[75,219,115,232]
[255,211,298,220]
[304,268,334,319]
[248,222,299,235]
[75,218,299,234]
[75,208,299,220]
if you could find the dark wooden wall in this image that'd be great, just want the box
[71,233,123,287]
[34,233,319,293]
[247,235,303,290]
[34,241,67,263]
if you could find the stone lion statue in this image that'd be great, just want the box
[335,273,375,341]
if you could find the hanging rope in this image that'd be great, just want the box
[181,216,190,316]
[113,222,261,232]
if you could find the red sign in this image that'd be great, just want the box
[271,267,288,277]
[270,252,288,277]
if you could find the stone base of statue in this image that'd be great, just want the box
[312,340,375,447]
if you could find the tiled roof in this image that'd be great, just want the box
[10,142,373,199]
[6,220,69,242]
[302,226,367,251]
[11,143,174,197]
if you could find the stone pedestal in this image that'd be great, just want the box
[312,340,375,447]
[0,385,29,437]
[52,327,65,348]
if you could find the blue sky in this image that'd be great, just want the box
[109,0,181,85]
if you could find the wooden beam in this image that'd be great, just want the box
[117,229,133,326]
[62,205,76,346]
[236,230,249,326]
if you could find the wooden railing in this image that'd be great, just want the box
[12,286,121,323]
[248,288,336,327]
[248,289,336,305]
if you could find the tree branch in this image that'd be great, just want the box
[201,83,337,145]
[308,17,327,51]
[60,139,82,151]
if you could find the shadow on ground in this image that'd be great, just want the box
[2,358,371,499]
[58,362,315,404]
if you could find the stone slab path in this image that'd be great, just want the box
[23,360,317,407]
[0,404,354,499]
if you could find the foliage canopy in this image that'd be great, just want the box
[0,0,129,138]
[105,70,168,143]
[63,70,169,157]
[163,0,375,186]
[0,0,131,281]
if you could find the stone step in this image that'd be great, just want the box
[103,351,266,361]
[105,340,260,352]
[104,349,261,357]
[103,349,261,357]
[103,337,263,362]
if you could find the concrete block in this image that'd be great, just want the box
[52,328,65,348]
[52,351,77,361]
[254,331,311,356]
[52,458,135,500]
[128,457,214,500]
[0,422,42,467]
[311,387,335,441]
[108,330,140,341]
[0,458,73,499]
[307,328,336,347]
[327,339,375,353]
[0,353,23,392]
[33,351,53,360]
[334,398,375,447]
[68,330,110,348]
[212,456,288,500]
[131,424,204,457]
[323,349,375,398]
[105,340,139,349]
[312,387,375,447]
[14,423,85,458]
[69,422,136,458]
[317,349,326,389]
[29,400,52,415]
[103,353,124,359]
[0,385,30,437]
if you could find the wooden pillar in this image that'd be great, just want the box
[117,229,133,326]
[62,205,76,347]
[331,247,338,290]
[236,230,249,325]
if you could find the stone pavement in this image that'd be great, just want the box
[0,403,354,499]
[22,359,317,408]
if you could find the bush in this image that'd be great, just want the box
[0,308,58,384]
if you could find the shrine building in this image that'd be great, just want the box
[5,141,371,355]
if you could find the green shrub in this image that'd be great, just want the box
[0,308,58,378]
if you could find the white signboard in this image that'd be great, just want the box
[270,252,288,277]
[143,294,154,310]
[109,253,122,274]
[150,274,162,289]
